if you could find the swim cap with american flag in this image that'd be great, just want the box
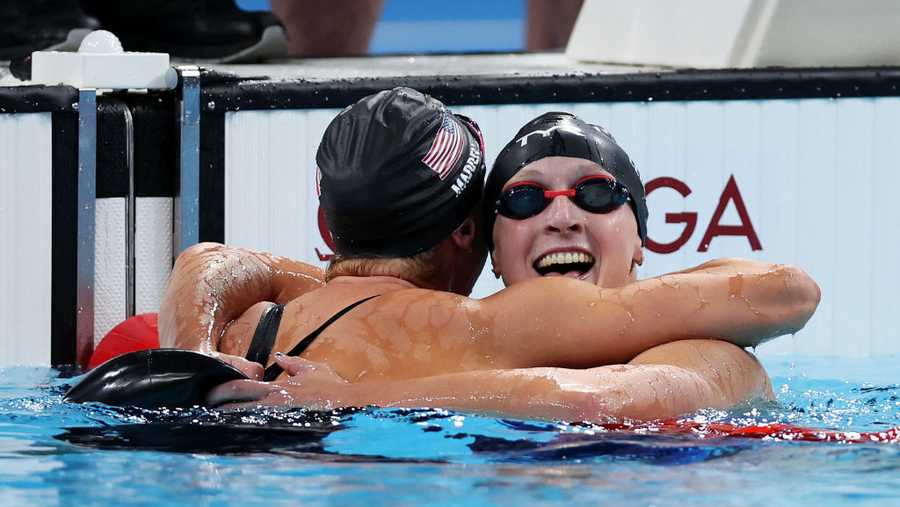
[422,113,466,180]
[316,87,486,257]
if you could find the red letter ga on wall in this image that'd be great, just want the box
[645,175,762,254]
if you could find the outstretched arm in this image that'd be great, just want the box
[471,259,819,369]
[158,243,324,353]
[208,342,771,423]
[667,257,790,277]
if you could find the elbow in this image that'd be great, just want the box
[173,242,225,271]
[803,270,822,318]
[788,264,820,314]
[185,241,226,256]
[776,264,821,333]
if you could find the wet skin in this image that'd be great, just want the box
[208,344,773,422]
[162,157,819,421]
[164,238,819,422]
[173,252,815,383]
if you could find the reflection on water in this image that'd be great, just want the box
[0,359,896,507]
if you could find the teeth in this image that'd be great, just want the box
[536,251,595,268]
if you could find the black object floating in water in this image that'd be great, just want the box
[64,349,248,409]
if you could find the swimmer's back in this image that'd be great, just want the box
[219,281,500,382]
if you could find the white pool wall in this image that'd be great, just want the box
[2,96,899,365]
[0,113,52,365]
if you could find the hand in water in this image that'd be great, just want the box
[211,352,264,380]
[206,354,351,409]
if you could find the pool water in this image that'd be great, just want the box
[0,357,898,506]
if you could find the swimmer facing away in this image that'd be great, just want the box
[160,88,820,423]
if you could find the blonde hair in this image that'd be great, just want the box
[325,246,440,286]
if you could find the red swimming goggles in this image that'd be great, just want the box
[496,175,631,220]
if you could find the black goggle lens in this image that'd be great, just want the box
[499,185,547,219]
[576,179,628,212]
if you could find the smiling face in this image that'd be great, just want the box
[490,156,644,288]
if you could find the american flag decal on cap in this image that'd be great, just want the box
[422,114,465,180]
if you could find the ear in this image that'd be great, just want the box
[489,252,501,278]
[451,216,477,252]
[631,241,644,273]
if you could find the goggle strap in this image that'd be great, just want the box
[544,189,576,198]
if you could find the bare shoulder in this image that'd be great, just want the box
[629,339,756,367]
[354,288,483,331]
[630,339,773,401]
[218,301,275,357]
[377,287,472,304]
[302,288,502,378]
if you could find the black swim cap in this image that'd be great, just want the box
[317,87,486,257]
[483,112,648,250]
[64,349,247,409]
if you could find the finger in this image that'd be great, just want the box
[274,353,318,376]
[239,359,264,380]
[206,379,275,407]
[213,353,264,380]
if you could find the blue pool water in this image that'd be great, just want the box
[0,357,898,506]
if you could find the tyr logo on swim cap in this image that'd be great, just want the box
[317,87,486,258]
[482,112,648,250]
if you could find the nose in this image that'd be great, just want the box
[543,195,583,234]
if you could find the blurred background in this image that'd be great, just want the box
[238,0,526,54]
[0,0,584,67]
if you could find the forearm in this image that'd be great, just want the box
[482,262,820,368]
[158,243,323,352]
[213,353,765,422]
[666,257,792,277]
[291,365,739,423]
[345,369,599,422]
[629,262,821,347]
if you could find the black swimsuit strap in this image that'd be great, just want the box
[262,295,380,382]
[244,303,284,365]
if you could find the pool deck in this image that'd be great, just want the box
[0,52,666,88]
[205,52,665,82]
